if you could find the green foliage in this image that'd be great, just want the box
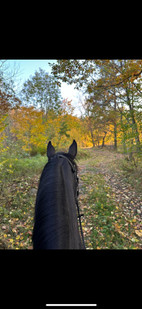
[0,152,48,249]
[76,148,92,160]
[21,68,62,114]
[0,148,142,249]
[59,120,70,138]
[51,60,142,151]
[0,60,142,249]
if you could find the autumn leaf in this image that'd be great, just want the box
[28,231,32,236]
[135,230,142,237]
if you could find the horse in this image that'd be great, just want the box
[32,140,85,249]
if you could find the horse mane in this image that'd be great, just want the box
[32,151,82,249]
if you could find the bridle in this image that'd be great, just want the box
[57,154,86,249]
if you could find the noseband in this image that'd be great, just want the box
[57,154,86,249]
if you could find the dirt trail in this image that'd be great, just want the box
[79,149,142,231]
[96,150,142,216]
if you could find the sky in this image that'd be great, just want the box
[5,59,84,116]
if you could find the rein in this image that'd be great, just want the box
[57,154,86,249]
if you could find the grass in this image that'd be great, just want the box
[0,149,91,249]
[0,154,47,249]
[80,172,130,249]
[119,158,142,194]
[0,148,141,249]
[78,150,142,249]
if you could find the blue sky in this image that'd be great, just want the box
[6,59,84,116]
[6,59,55,86]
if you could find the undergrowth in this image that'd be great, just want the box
[0,148,141,249]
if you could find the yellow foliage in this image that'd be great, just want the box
[7,104,133,153]
[0,114,8,153]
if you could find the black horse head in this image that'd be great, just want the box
[47,139,77,160]
[32,140,85,249]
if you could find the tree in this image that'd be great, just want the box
[51,60,142,151]
[109,60,142,151]
[0,61,21,115]
[10,106,47,155]
[21,68,62,116]
[0,61,21,153]
[83,96,114,147]
[51,60,120,147]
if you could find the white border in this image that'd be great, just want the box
[46,305,97,307]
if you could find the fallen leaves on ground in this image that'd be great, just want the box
[1,148,142,249]
[78,149,142,249]
[0,175,38,249]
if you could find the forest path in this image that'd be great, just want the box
[92,149,142,217]
[1,148,141,249]
[78,149,142,248]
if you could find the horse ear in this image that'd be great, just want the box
[47,141,55,159]
[68,139,77,159]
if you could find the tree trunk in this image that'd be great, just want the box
[90,127,95,147]
[120,108,127,153]
[113,89,117,150]
[126,87,140,147]
[102,131,107,148]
